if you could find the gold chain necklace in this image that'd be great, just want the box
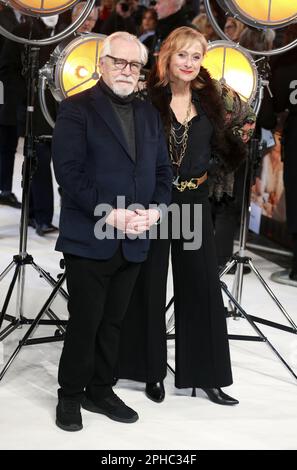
[169,96,192,172]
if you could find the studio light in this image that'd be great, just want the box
[6,0,80,16]
[225,0,297,29]
[39,33,106,126]
[202,41,258,104]
[204,0,297,56]
[0,0,96,45]
[44,33,105,100]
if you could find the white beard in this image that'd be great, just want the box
[111,78,135,96]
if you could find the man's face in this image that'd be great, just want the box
[100,38,142,96]
[224,18,236,41]
[72,5,98,33]
[155,0,175,20]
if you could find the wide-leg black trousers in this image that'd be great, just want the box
[117,181,233,388]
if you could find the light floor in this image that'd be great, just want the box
[0,148,296,450]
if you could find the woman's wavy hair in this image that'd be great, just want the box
[156,26,208,90]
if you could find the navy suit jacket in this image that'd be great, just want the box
[52,83,172,262]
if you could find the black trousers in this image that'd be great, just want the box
[0,125,18,192]
[30,141,54,225]
[212,163,245,266]
[58,246,141,400]
[117,181,233,388]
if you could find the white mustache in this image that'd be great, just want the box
[114,78,134,84]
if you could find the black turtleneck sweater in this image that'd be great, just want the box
[99,78,136,162]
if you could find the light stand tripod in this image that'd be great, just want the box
[217,136,297,380]
[0,1,98,383]
[0,45,68,381]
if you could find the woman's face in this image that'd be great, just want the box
[142,12,156,32]
[168,42,204,84]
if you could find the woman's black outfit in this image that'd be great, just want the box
[116,67,246,389]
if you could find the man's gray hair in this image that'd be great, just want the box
[100,31,148,65]
[72,1,97,18]
[174,0,185,9]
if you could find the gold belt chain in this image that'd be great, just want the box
[173,172,208,192]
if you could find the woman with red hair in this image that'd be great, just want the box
[117,26,255,406]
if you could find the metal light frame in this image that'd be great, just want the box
[39,32,106,128]
[204,0,297,56]
[0,0,96,45]
[202,40,259,105]
[225,0,297,29]
[3,0,80,17]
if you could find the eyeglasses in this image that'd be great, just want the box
[104,55,143,74]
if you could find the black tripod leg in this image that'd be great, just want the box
[0,260,15,282]
[46,308,66,335]
[219,258,237,278]
[31,263,67,334]
[0,321,21,342]
[167,363,175,376]
[165,296,174,312]
[31,261,69,301]
[0,272,66,382]
[221,282,297,381]
[248,260,297,331]
[0,264,21,330]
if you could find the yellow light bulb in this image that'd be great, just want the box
[55,35,105,99]
[8,0,79,16]
[76,66,89,79]
[202,42,257,103]
[228,0,297,26]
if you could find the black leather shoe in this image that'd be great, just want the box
[145,382,165,403]
[28,218,36,229]
[56,390,83,432]
[201,387,239,405]
[289,269,297,282]
[36,223,58,236]
[225,265,251,275]
[81,391,139,423]
[0,192,21,209]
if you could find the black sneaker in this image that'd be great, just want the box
[81,391,139,423]
[0,192,21,209]
[56,390,83,432]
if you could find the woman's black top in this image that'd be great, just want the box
[170,91,214,179]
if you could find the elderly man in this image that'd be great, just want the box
[52,31,172,431]
[71,1,98,33]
